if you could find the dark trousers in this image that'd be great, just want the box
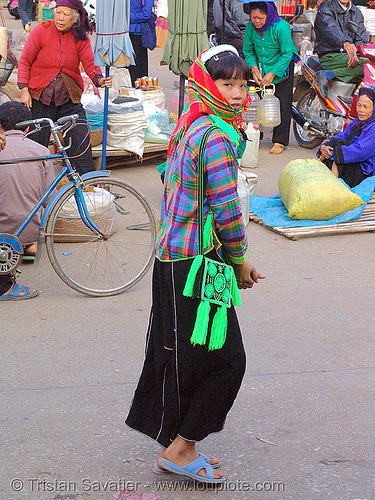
[30,99,95,175]
[126,256,246,448]
[18,0,33,27]
[128,34,148,86]
[0,274,13,295]
[323,158,371,188]
[272,60,294,147]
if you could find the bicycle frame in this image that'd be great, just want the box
[0,116,108,255]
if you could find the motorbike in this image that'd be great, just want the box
[292,40,375,149]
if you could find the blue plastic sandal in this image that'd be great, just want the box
[0,283,39,301]
[158,455,225,484]
[153,453,220,475]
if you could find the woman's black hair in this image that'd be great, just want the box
[73,24,91,41]
[71,11,93,41]
[205,51,251,81]
[249,2,268,14]
[358,86,375,103]
[0,101,31,131]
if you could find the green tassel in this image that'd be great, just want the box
[209,305,228,350]
[231,268,242,307]
[203,211,213,249]
[190,299,211,346]
[183,255,204,297]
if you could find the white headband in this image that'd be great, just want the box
[201,44,239,64]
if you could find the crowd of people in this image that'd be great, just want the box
[0,0,375,485]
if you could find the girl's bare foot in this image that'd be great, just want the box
[160,437,223,479]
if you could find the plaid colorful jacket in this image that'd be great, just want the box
[155,116,248,264]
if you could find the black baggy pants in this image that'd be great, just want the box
[126,256,246,448]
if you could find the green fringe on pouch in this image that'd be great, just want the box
[231,268,242,307]
[209,304,228,350]
[183,255,204,298]
[203,212,213,249]
[190,299,211,346]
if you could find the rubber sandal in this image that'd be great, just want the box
[0,283,39,301]
[270,143,284,154]
[158,455,225,484]
[152,453,220,475]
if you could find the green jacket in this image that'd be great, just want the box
[243,19,298,84]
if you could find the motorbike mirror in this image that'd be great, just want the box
[347,21,360,34]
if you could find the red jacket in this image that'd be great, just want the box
[18,21,102,95]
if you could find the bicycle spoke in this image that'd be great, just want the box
[45,177,156,296]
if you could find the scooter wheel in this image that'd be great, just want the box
[293,88,325,149]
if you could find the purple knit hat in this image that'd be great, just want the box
[55,0,91,36]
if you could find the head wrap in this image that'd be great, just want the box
[55,0,91,38]
[358,86,375,103]
[168,46,251,155]
[250,2,280,34]
[356,86,375,128]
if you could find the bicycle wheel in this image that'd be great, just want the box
[45,176,156,296]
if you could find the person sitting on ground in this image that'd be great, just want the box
[317,86,375,187]
[314,0,370,97]
[0,101,55,301]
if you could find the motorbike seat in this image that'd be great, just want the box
[306,55,322,73]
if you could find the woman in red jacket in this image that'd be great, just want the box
[18,0,111,174]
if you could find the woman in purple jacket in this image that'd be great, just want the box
[129,0,156,85]
[318,87,375,187]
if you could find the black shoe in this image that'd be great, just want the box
[316,71,331,99]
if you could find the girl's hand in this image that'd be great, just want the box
[235,261,266,289]
[260,72,275,87]
[251,66,261,85]
[98,76,112,88]
[20,88,32,110]
[240,121,248,131]
[0,133,6,150]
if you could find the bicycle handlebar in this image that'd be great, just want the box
[15,114,79,130]
[57,114,79,125]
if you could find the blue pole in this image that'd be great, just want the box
[101,65,110,170]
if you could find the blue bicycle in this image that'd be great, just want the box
[0,114,156,296]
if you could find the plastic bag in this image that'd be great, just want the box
[81,94,104,114]
[144,112,175,144]
[87,111,104,131]
[108,98,143,114]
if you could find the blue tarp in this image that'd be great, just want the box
[249,176,375,227]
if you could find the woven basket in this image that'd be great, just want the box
[90,129,103,147]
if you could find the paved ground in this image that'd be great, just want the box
[1,10,375,500]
